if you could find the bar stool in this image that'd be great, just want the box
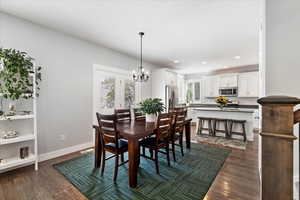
[228,119,247,142]
[197,117,214,135]
[213,118,229,138]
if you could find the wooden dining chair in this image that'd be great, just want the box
[140,113,172,174]
[96,113,129,182]
[170,111,185,162]
[133,108,145,121]
[115,109,131,122]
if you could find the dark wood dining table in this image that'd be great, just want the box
[94,118,192,188]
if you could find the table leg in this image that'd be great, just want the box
[128,139,139,188]
[185,121,191,149]
[94,128,102,168]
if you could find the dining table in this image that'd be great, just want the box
[94,118,192,188]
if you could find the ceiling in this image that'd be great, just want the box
[0,0,260,74]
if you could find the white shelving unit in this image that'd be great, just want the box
[0,66,38,172]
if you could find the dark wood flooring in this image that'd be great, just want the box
[0,126,260,200]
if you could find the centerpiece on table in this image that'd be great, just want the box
[215,96,229,110]
[139,98,165,122]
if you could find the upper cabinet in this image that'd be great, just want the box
[204,76,219,97]
[219,74,238,88]
[238,72,259,97]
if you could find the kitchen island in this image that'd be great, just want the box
[189,107,258,141]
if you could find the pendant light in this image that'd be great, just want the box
[132,32,149,82]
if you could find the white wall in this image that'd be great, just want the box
[264,0,300,198]
[0,12,158,156]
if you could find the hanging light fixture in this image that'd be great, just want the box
[132,32,149,82]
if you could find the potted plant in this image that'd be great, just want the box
[139,98,165,122]
[0,48,42,113]
[215,96,229,109]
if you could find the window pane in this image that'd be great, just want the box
[100,77,115,109]
[124,79,135,108]
[194,82,200,100]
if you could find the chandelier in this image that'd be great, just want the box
[132,32,149,82]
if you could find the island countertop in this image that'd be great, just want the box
[192,107,257,113]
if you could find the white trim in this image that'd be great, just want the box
[294,176,299,200]
[38,142,93,162]
[93,64,131,76]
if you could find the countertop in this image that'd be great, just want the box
[192,107,257,113]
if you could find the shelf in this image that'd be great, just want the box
[0,114,34,121]
[0,154,36,171]
[0,134,35,145]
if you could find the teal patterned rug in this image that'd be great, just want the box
[54,143,230,200]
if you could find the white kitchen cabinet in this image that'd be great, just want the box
[219,74,238,88]
[238,72,259,97]
[177,75,185,104]
[204,76,219,97]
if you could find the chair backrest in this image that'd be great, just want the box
[115,109,131,122]
[169,107,187,117]
[134,108,145,121]
[156,113,172,142]
[96,113,119,148]
[173,111,186,134]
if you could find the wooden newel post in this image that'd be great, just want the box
[258,96,300,200]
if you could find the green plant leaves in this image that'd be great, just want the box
[139,98,165,115]
[0,48,42,100]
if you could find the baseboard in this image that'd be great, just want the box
[38,142,94,162]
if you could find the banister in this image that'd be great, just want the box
[258,95,300,200]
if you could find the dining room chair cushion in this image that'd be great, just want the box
[105,139,128,152]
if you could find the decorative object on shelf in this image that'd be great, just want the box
[139,98,165,122]
[215,96,229,109]
[2,130,19,139]
[20,146,29,159]
[186,88,193,106]
[0,48,42,100]
[132,32,149,82]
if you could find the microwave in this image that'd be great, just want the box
[219,87,238,97]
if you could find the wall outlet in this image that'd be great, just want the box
[59,134,65,141]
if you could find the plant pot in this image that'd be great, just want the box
[145,114,157,122]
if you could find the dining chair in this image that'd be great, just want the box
[96,113,129,182]
[115,108,131,122]
[133,108,145,121]
[140,113,172,174]
[170,111,185,162]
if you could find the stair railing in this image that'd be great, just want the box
[258,96,300,200]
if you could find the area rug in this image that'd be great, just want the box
[54,143,230,200]
[196,134,247,150]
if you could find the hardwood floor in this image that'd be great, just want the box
[0,126,260,200]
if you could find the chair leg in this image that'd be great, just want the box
[101,151,106,176]
[179,135,184,156]
[242,123,247,142]
[155,149,159,174]
[113,154,119,183]
[121,153,124,162]
[142,146,146,156]
[149,149,153,159]
[172,141,176,162]
[166,144,170,167]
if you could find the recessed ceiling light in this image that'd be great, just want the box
[223,66,229,68]
[201,61,207,65]
[173,60,180,64]
[234,56,241,59]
